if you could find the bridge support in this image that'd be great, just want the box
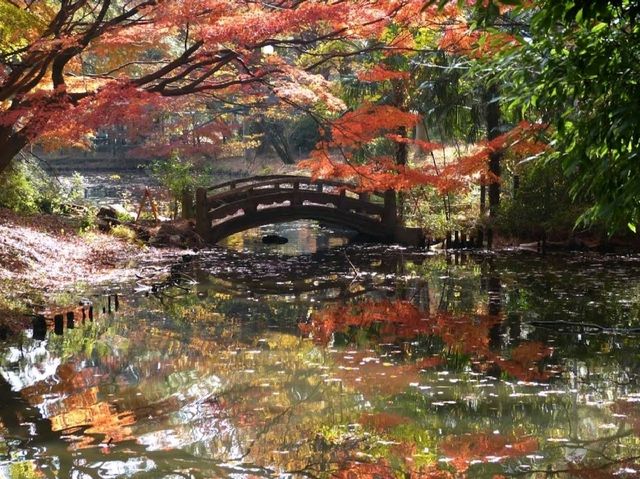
[393,226,425,247]
[382,190,398,228]
[196,187,208,238]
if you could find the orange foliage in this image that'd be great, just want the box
[332,460,394,479]
[437,121,548,191]
[299,148,443,193]
[439,432,538,472]
[300,299,557,384]
[359,412,410,432]
[385,135,443,152]
[409,464,453,479]
[3,0,433,162]
[325,349,442,397]
[299,299,429,344]
[300,113,546,195]
[489,341,554,382]
[439,24,481,55]
[358,65,410,82]
[429,312,502,356]
[439,23,518,58]
[328,103,420,148]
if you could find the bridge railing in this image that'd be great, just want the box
[205,175,385,200]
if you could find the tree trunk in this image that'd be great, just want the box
[0,127,30,176]
[259,119,294,165]
[395,125,408,223]
[485,85,502,215]
[484,85,502,248]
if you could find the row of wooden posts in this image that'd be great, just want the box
[440,228,548,252]
[30,293,120,341]
[440,229,494,250]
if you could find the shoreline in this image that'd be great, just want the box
[0,208,182,334]
[2,206,639,335]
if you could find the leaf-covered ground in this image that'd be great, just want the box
[0,208,171,332]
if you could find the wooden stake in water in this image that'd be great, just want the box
[32,315,46,340]
[54,314,64,335]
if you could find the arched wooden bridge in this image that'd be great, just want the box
[194,175,424,245]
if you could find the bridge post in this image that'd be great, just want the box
[181,188,194,219]
[382,190,398,228]
[292,182,302,206]
[244,200,258,215]
[338,189,347,210]
[357,192,369,214]
[195,188,209,238]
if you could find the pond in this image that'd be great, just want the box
[2,221,640,478]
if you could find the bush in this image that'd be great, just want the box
[149,151,208,218]
[498,162,587,240]
[0,158,88,216]
[0,160,42,213]
[149,152,195,199]
[78,205,98,231]
[110,225,138,242]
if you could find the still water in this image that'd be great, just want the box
[2,221,640,478]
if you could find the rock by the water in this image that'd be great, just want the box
[262,234,288,245]
[97,206,118,220]
[145,220,204,248]
[97,206,121,231]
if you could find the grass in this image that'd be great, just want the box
[110,224,138,242]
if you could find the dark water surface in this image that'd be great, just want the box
[3,221,640,478]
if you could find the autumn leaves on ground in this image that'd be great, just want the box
[0,207,168,331]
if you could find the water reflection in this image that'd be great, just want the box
[221,220,355,255]
[2,223,640,477]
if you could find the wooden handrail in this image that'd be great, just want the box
[206,175,385,197]
[206,175,309,192]
[206,180,384,208]
[206,190,385,222]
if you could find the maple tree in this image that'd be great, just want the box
[0,0,419,176]
[0,0,550,243]
[291,0,552,243]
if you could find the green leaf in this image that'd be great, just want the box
[628,223,637,234]
[591,22,608,34]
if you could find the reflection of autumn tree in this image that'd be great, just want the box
[8,315,371,474]
[299,299,427,345]
[300,299,555,383]
[439,432,538,473]
[295,298,559,477]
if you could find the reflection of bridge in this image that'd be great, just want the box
[195,175,423,245]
